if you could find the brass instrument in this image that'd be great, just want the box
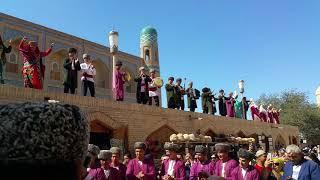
[153,77,163,87]
[124,72,131,82]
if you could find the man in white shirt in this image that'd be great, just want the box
[160,143,185,180]
[80,54,96,97]
[148,68,160,106]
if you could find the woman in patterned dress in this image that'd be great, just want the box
[18,36,54,89]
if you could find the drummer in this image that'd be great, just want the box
[148,68,160,106]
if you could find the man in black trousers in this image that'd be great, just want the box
[63,48,81,94]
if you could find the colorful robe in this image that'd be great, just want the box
[113,70,125,101]
[230,166,260,180]
[201,92,216,114]
[160,159,186,180]
[214,159,238,180]
[165,83,176,108]
[0,43,12,84]
[273,111,280,124]
[267,110,274,123]
[250,105,261,121]
[19,41,52,89]
[126,158,156,180]
[235,100,243,118]
[190,160,215,180]
[226,98,236,117]
[86,167,121,180]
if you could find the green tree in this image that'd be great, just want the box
[256,90,320,144]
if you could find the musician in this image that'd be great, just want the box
[134,67,152,104]
[113,60,126,101]
[186,81,197,112]
[165,77,176,109]
[201,87,216,115]
[226,92,238,117]
[175,78,185,110]
[80,54,96,97]
[148,68,160,106]
[217,89,229,116]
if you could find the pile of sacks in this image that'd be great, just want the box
[227,136,256,144]
[169,133,212,143]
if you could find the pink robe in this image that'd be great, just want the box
[267,111,274,123]
[259,111,267,122]
[160,159,185,180]
[230,166,260,180]
[111,163,127,180]
[112,70,125,101]
[86,167,121,180]
[250,105,261,121]
[190,160,215,179]
[226,99,236,117]
[126,158,156,180]
[214,159,238,180]
[273,111,280,124]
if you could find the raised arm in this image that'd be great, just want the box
[40,43,54,57]
[19,37,29,53]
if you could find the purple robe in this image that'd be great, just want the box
[112,70,125,101]
[267,111,274,123]
[226,99,236,117]
[230,166,259,180]
[111,163,127,180]
[86,168,106,180]
[160,159,186,180]
[214,159,238,180]
[190,160,215,180]
[126,158,156,180]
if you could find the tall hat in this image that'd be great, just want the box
[98,150,112,160]
[110,147,121,154]
[88,144,100,156]
[0,102,89,161]
[195,145,208,154]
[215,143,231,152]
[238,148,255,160]
[168,77,174,81]
[176,78,182,82]
[115,60,122,66]
[134,142,146,150]
[219,89,224,93]
[164,143,180,152]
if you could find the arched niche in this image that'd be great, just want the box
[92,59,110,89]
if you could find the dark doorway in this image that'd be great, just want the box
[90,132,111,150]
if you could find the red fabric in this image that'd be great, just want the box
[254,164,272,175]
[19,40,52,89]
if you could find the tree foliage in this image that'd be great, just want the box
[256,90,320,144]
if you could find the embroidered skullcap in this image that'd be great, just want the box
[98,150,112,160]
[164,143,180,152]
[238,148,255,160]
[110,147,121,154]
[134,142,146,150]
[115,60,122,66]
[88,144,100,156]
[0,102,89,161]
[195,145,208,154]
[215,143,231,152]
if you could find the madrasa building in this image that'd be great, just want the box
[0,13,299,155]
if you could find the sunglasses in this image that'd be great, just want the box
[273,163,280,166]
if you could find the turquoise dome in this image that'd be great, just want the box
[140,26,158,45]
[140,26,157,36]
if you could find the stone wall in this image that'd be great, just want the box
[0,85,299,152]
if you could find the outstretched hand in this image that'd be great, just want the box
[8,39,12,45]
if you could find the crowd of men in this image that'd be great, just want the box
[1,102,319,180]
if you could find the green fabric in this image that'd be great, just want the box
[235,100,243,118]
[165,83,175,104]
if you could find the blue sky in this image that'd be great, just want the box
[1,0,320,111]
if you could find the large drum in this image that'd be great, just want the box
[153,77,163,87]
